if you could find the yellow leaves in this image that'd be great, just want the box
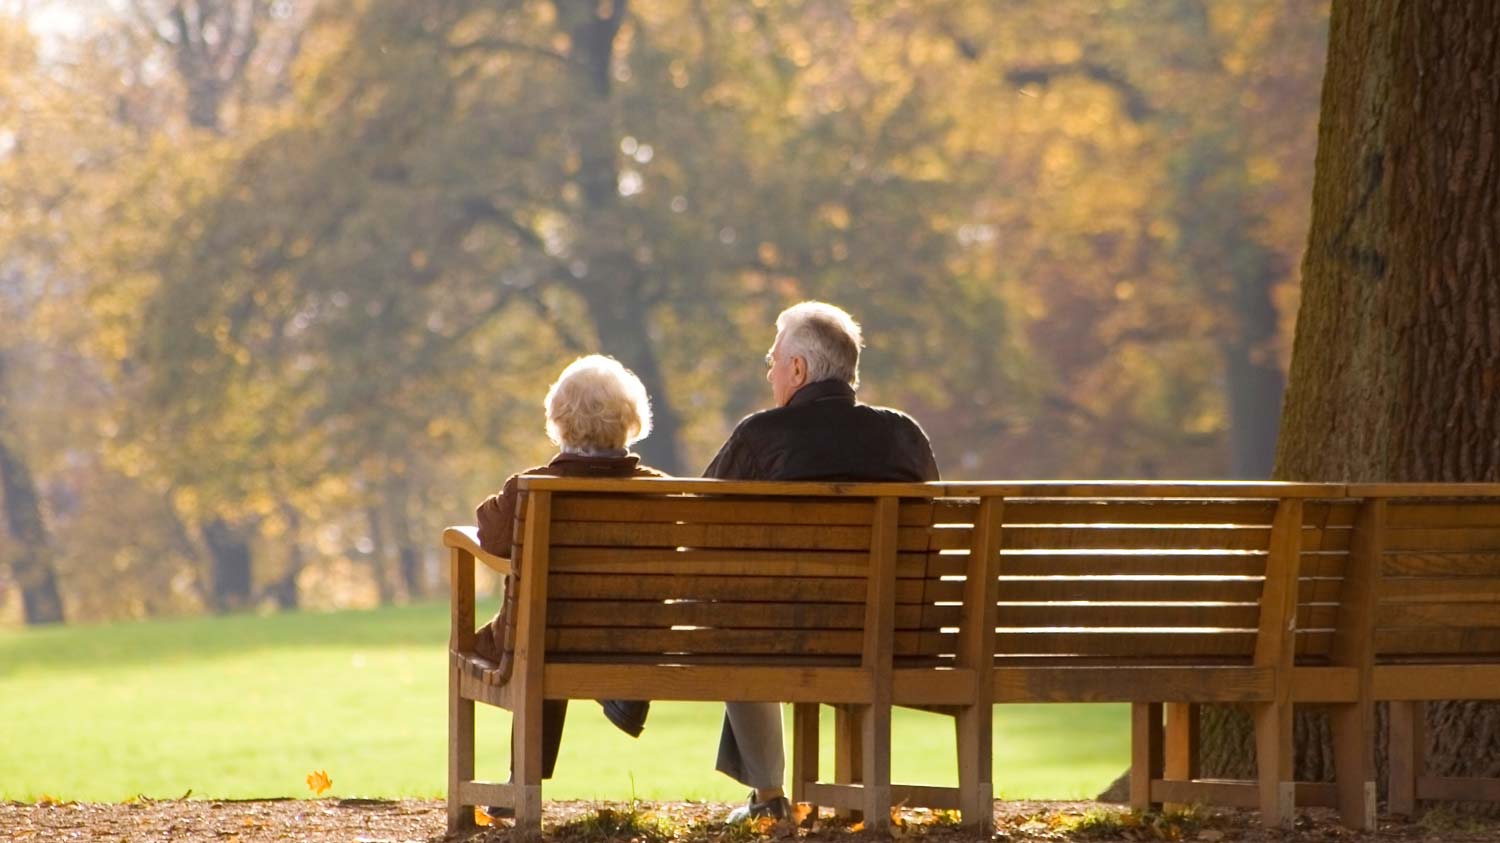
[474,806,494,826]
[790,801,814,828]
[305,769,332,795]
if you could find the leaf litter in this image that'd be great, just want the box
[4,798,1500,842]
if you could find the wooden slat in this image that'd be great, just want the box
[999,526,1274,551]
[1147,779,1341,809]
[905,499,976,525]
[1384,553,1500,576]
[543,663,874,703]
[546,521,878,550]
[547,573,888,603]
[1290,667,1360,702]
[550,496,875,525]
[892,668,976,705]
[1149,779,1255,808]
[545,600,961,630]
[1385,528,1500,552]
[998,553,1268,577]
[521,476,1348,498]
[1417,776,1500,803]
[946,481,1348,498]
[1347,483,1500,497]
[992,630,1261,658]
[1374,627,1500,656]
[546,546,931,577]
[996,577,1264,603]
[991,666,1273,703]
[546,627,869,656]
[1373,665,1500,700]
[521,476,942,496]
[1378,576,1500,603]
[1378,603,1500,628]
[994,603,1263,629]
[1388,503,1500,529]
[1001,500,1279,525]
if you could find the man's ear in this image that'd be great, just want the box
[792,355,809,386]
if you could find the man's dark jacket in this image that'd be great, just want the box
[702,377,939,787]
[704,379,940,482]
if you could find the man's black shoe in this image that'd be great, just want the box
[600,699,649,737]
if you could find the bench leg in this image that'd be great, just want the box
[512,693,545,843]
[860,702,892,833]
[447,666,477,834]
[1162,703,1199,813]
[1253,702,1295,828]
[1389,701,1424,817]
[955,703,993,834]
[1129,703,1163,812]
[1331,699,1376,830]
[792,703,819,822]
[834,704,864,821]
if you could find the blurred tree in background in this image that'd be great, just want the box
[0,0,1328,624]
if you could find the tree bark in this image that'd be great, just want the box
[554,0,685,474]
[1204,0,1500,803]
[0,352,65,625]
[201,516,255,612]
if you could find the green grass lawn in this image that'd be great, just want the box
[0,603,1128,803]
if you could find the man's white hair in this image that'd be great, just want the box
[544,355,653,452]
[775,301,863,388]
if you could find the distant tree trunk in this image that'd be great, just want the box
[555,0,685,474]
[0,351,64,625]
[1203,0,1500,801]
[265,504,303,610]
[201,517,255,612]
[1172,142,1287,479]
[364,503,398,605]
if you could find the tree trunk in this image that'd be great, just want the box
[201,516,255,612]
[554,0,685,474]
[1204,0,1500,804]
[0,350,65,625]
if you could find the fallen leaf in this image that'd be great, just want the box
[792,801,815,828]
[849,820,865,833]
[474,806,493,827]
[1197,831,1224,841]
[306,770,333,796]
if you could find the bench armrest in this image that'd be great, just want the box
[443,526,514,576]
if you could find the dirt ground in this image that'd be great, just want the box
[5,798,1500,843]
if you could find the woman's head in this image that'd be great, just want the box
[544,355,653,452]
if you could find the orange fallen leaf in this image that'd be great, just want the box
[792,801,814,828]
[849,820,865,833]
[305,770,332,796]
[474,806,493,826]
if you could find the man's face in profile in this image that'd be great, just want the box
[766,334,804,407]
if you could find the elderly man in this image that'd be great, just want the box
[704,301,940,821]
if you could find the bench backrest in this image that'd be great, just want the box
[980,494,1303,665]
[516,480,952,668]
[1370,491,1500,663]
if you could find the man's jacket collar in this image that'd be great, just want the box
[786,379,856,408]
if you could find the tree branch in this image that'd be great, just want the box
[1005,62,1155,122]
[447,36,576,67]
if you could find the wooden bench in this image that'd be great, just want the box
[444,478,984,841]
[443,479,1500,839]
[1353,485,1500,814]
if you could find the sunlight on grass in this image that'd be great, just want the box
[0,602,1127,802]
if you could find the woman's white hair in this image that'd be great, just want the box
[544,355,653,452]
[775,301,863,388]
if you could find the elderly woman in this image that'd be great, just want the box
[472,354,666,783]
